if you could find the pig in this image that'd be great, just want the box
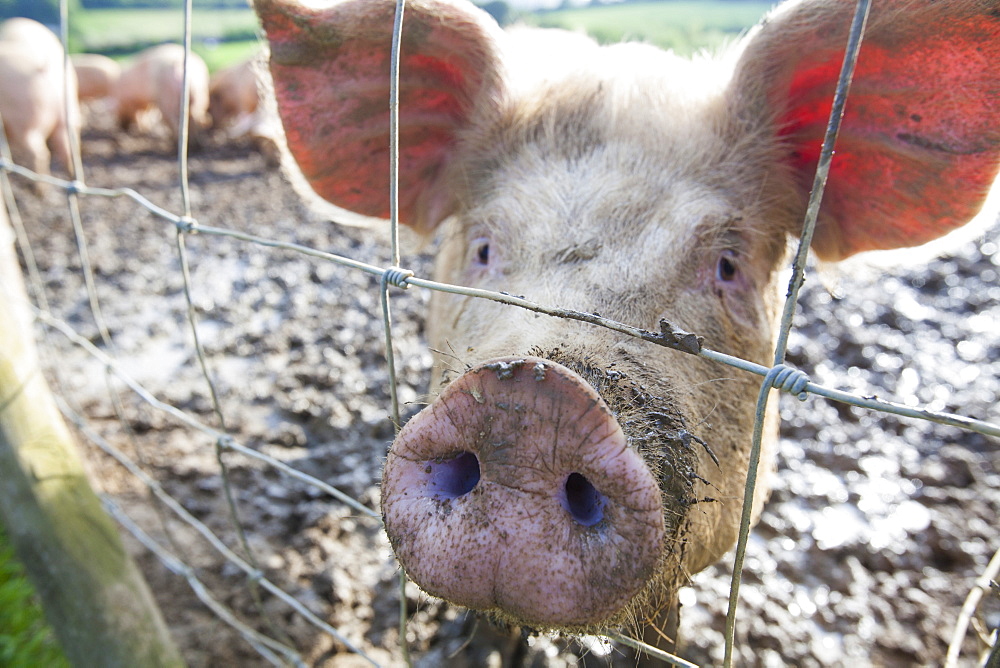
[71,53,121,103]
[253,0,1000,646]
[209,56,261,132]
[0,17,80,182]
[209,54,281,163]
[114,43,210,145]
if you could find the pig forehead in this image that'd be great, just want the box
[503,33,731,107]
[453,49,758,247]
[462,149,736,254]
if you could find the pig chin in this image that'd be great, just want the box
[381,353,699,632]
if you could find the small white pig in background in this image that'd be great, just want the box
[209,55,282,164]
[254,0,999,660]
[71,53,121,104]
[114,43,210,147]
[0,17,80,184]
[209,56,262,133]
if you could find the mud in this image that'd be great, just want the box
[7,108,998,666]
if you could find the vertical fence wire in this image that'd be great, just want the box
[385,2,413,664]
[169,0,291,648]
[722,2,872,665]
[54,0,201,568]
[55,16,161,538]
[58,1,112,353]
[176,0,194,217]
[388,0,405,269]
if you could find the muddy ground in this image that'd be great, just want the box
[6,109,999,667]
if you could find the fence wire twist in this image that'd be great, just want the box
[0,0,998,666]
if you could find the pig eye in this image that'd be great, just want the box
[472,237,491,266]
[716,251,738,282]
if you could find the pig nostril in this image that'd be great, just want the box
[427,452,481,500]
[562,472,606,527]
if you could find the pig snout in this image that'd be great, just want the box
[381,356,665,629]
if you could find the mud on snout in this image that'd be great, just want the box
[380,354,705,632]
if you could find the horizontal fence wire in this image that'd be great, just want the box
[6,158,998,443]
[1,1,998,665]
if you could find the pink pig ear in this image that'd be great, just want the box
[255,0,505,234]
[736,1,1000,261]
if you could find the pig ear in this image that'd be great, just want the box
[254,0,505,233]
[735,1,1000,261]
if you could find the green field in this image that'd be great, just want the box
[195,38,261,73]
[65,2,775,71]
[522,1,773,55]
[69,6,261,70]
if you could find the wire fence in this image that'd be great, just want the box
[1,0,998,666]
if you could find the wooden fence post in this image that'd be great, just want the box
[0,193,186,667]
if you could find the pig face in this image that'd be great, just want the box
[254,0,1000,634]
[414,62,795,623]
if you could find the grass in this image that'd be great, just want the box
[0,524,69,668]
[69,6,261,69]
[521,1,775,55]
[197,39,261,73]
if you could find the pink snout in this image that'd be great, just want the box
[381,357,665,629]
